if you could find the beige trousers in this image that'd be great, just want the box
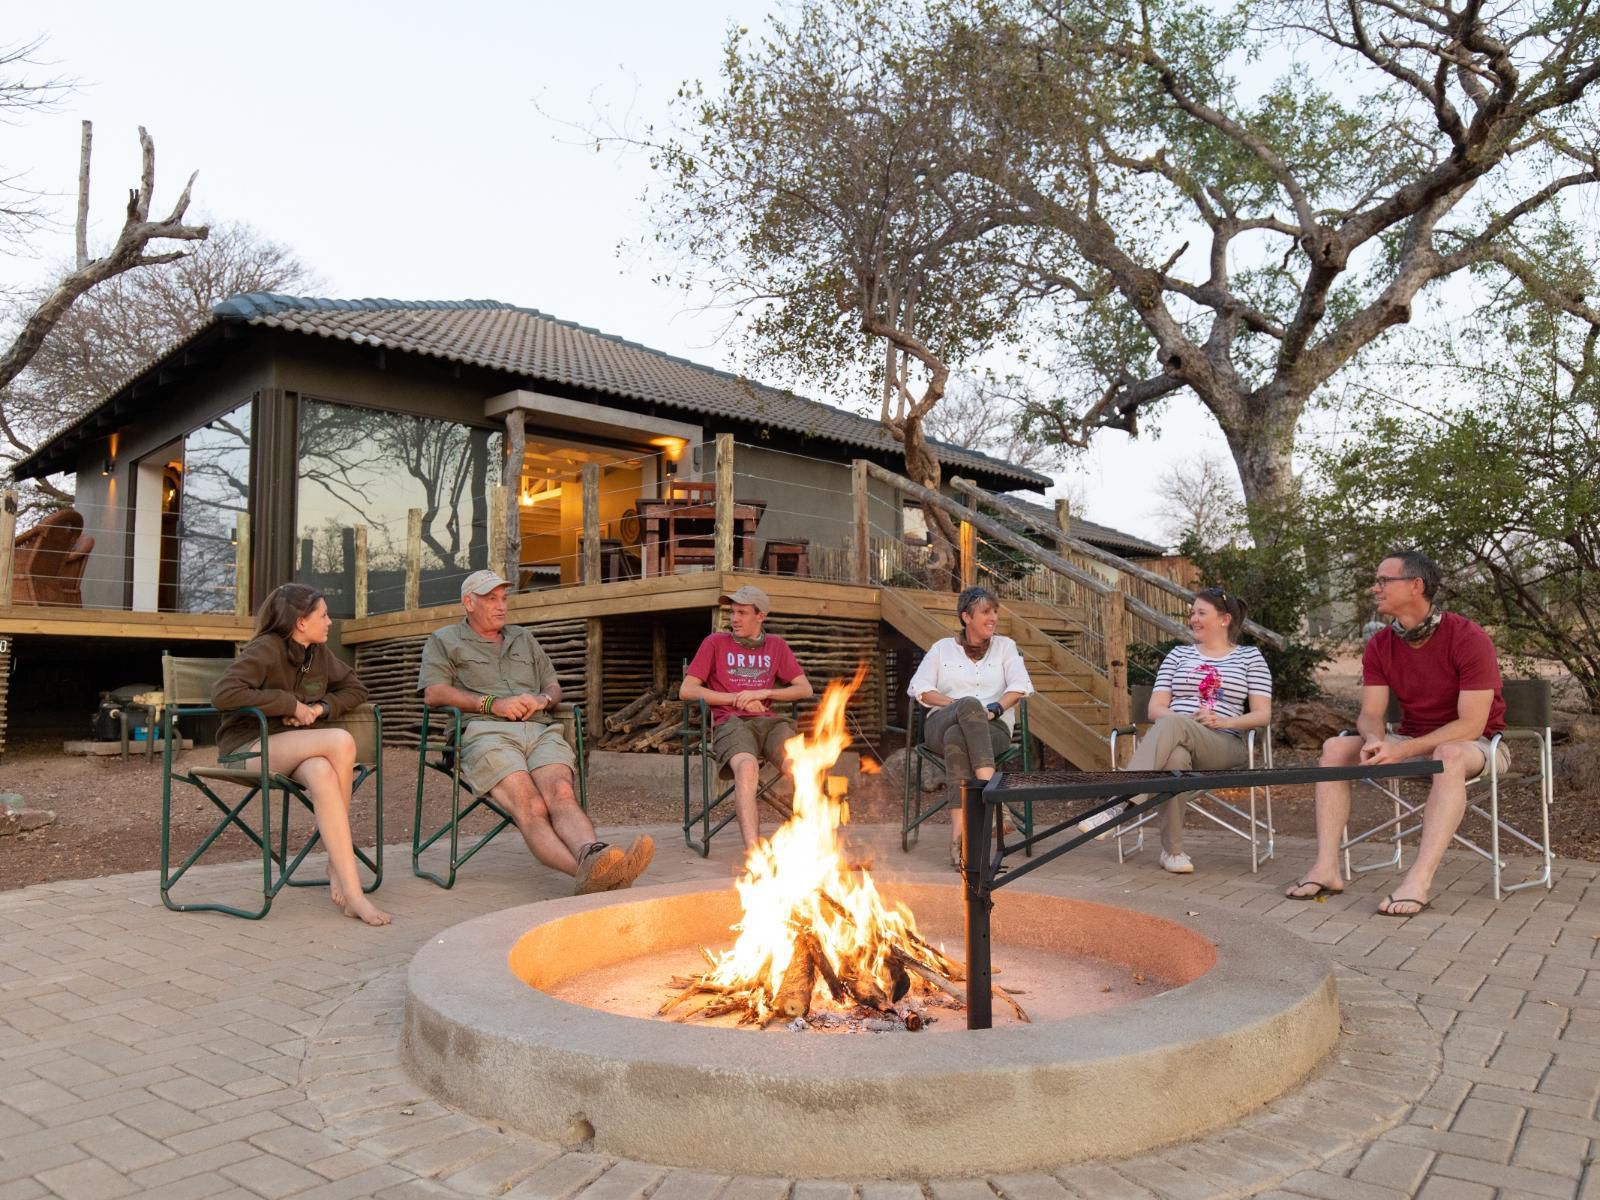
[1126,714,1249,854]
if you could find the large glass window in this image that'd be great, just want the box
[177,401,252,613]
[295,399,502,616]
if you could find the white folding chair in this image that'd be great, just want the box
[1107,704,1276,872]
[1340,679,1553,901]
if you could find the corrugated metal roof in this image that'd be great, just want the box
[209,294,1052,489]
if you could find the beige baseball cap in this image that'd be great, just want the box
[720,584,771,614]
[461,569,511,599]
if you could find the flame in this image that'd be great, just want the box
[696,665,939,1022]
[857,756,882,775]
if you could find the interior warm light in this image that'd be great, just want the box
[649,436,687,462]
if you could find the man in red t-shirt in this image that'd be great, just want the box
[681,585,813,850]
[1286,550,1508,915]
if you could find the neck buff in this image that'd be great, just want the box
[731,632,766,651]
[1391,606,1443,643]
[958,629,991,661]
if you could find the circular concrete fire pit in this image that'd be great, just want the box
[402,878,1338,1178]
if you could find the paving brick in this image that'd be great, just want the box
[1277,1170,1410,1199]
[116,1096,210,1140]
[31,1158,138,1200]
[569,1160,667,1198]
[926,1184,1000,1200]
[1428,1153,1579,1197]
[506,1152,613,1198]
[989,1173,1076,1198]
[127,1142,262,1188]
[440,1145,558,1193]
[1450,1096,1528,1141]
[1350,1141,1433,1193]
[1050,1165,1160,1199]
[857,1185,925,1200]
[219,1152,328,1199]
[77,1121,178,1172]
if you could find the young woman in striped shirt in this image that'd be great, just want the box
[1080,587,1273,873]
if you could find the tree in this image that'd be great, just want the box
[1154,452,1242,549]
[639,0,1041,577]
[924,374,1065,472]
[0,41,210,491]
[1307,294,1600,713]
[3,223,316,490]
[942,0,1600,517]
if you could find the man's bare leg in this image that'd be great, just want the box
[1379,741,1484,914]
[1285,735,1362,898]
[729,753,761,849]
[529,763,601,863]
[490,771,581,875]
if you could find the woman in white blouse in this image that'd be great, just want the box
[907,586,1035,868]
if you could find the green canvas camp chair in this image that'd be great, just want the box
[901,698,1033,852]
[159,654,384,919]
[412,704,586,887]
[681,694,800,857]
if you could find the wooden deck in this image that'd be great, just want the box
[0,606,254,640]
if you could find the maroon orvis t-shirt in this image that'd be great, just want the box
[1362,611,1505,738]
[686,632,803,726]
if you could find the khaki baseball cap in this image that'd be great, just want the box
[461,569,511,599]
[720,584,771,614]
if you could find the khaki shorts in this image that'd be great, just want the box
[1381,732,1512,777]
[461,719,576,795]
[711,715,796,771]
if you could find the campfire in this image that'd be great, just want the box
[661,668,1028,1029]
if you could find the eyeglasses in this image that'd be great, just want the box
[1372,575,1416,588]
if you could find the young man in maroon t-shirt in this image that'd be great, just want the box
[681,585,813,851]
[1286,550,1508,916]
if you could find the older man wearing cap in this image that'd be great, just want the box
[418,570,652,894]
[681,584,814,851]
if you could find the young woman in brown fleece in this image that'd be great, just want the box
[212,583,389,926]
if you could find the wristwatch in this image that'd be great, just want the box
[986,702,1004,719]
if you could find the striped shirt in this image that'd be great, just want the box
[1152,644,1273,737]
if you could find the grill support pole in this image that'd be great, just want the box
[962,777,993,1030]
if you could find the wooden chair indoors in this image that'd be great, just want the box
[158,654,385,919]
[12,509,94,606]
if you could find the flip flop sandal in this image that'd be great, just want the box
[1285,880,1343,900]
[1379,894,1431,917]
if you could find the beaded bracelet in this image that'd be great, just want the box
[481,693,497,715]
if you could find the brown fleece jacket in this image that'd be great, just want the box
[212,634,368,757]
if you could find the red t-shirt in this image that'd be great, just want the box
[1362,612,1505,738]
[686,631,803,726]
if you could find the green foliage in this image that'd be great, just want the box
[1304,310,1600,711]
[1127,638,1183,687]
[1181,522,1329,701]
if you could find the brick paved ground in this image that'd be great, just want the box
[2,821,1597,1199]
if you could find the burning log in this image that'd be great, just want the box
[804,932,846,1004]
[774,936,817,1019]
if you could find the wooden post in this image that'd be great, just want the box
[959,520,976,589]
[489,483,509,584]
[581,463,601,584]
[405,508,422,611]
[353,525,369,620]
[1054,497,1073,554]
[651,622,669,694]
[503,409,525,582]
[233,513,252,619]
[586,617,604,738]
[851,460,869,584]
[0,487,17,607]
[1102,587,1131,727]
[714,433,734,573]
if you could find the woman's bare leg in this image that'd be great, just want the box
[261,729,390,926]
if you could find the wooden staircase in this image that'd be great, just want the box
[880,588,1112,770]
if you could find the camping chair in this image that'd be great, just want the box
[159,654,384,919]
[1340,679,1553,901]
[12,509,93,606]
[681,695,801,857]
[413,704,587,887]
[900,699,1033,853]
[1107,703,1276,871]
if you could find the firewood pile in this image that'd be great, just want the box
[593,688,688,753]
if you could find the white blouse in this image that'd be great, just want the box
[907,635,1035,732]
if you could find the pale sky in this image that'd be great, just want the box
[11,0,1244,544]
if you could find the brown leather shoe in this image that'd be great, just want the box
[573,843,626,895]
[607,835,655,890]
